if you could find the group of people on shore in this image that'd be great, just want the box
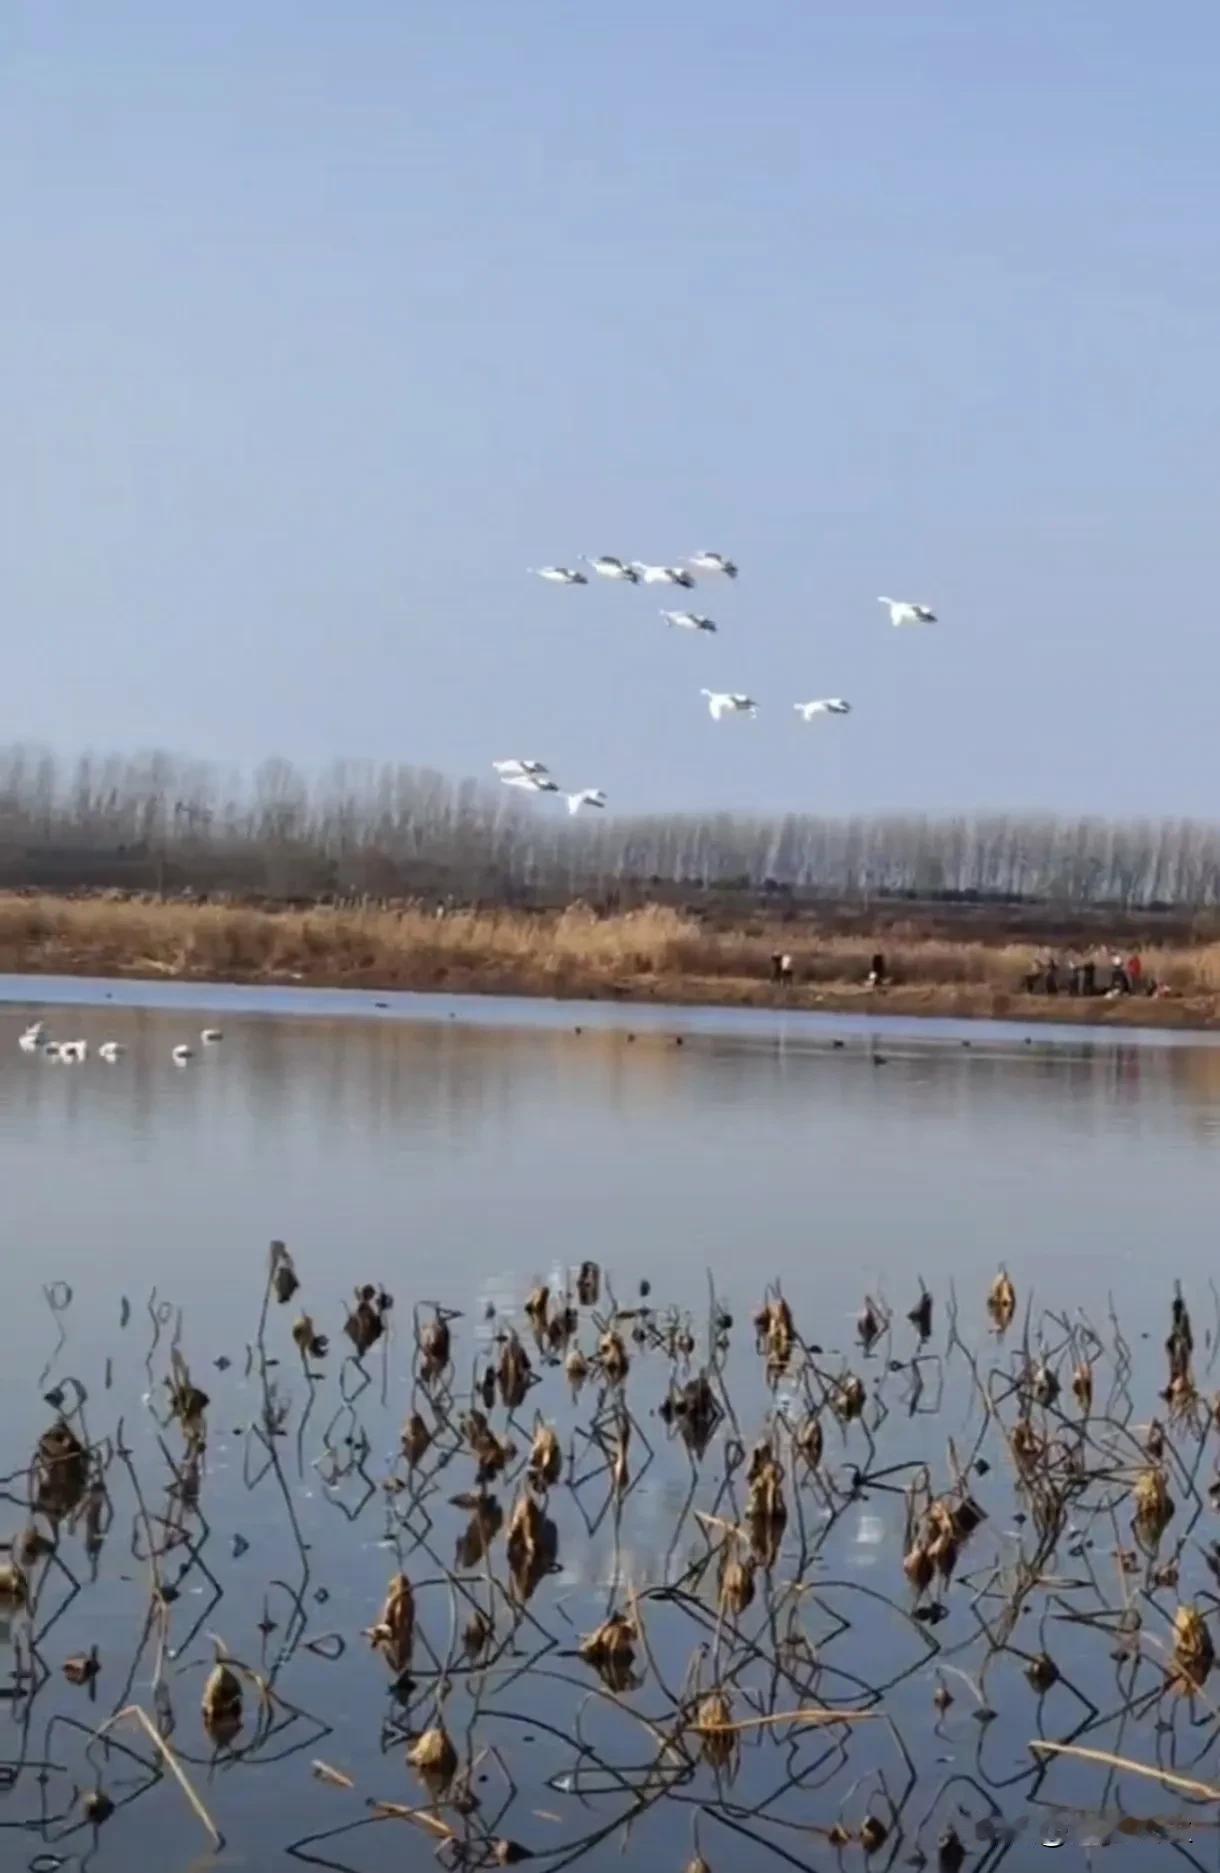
[1023,950,1155,998]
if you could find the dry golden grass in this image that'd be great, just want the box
[1,893,1219,1021]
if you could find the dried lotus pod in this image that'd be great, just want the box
[598,1331,630,1385]
[1133,1467,1175,1545]
[908,1287,933,1339]
[528,1422,561,1488]
[696,1688,735,1770]
[420,1312,451,1378]
[344,1290,384,1357]
[859,1814,889,1853]
[0,1562,28,1606]
[36,1421,88,1521]
[797,1415,823,1468]
[408,1721,457,1792]
[903,1543,933,1593]
[498,1334,532,1410]
[63,1647,100,1687]
[719,1551,756,1617]
[292,1314,328,1360]
[270,1241,299,1304]
[987,1268,1016,1331]
[368,1573,414,1676]
[401,1411,433,1468]
[463,1608,492,1659]
[1174,1603,1215,1692]
[202,1659,243,1744]
[579,1612,636,1684]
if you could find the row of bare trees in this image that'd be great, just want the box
[0,743,1216,906]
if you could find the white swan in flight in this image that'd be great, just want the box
[18,1024,44,1053]
[581,555,639,583]
[172,1044,194,1064]
[688,551,738,579]
[794,698,852,720]
[701,689,757,720]
[493,758,550,779]
[879,596,936,627]
[661,610,717,633]
[566,788,607,815]
[59,1039,88,1063]
[201,1028,223,1045]
[633,562,695,587]
[501,771,560,795]
[98,1041,126,1062]
[529,566,587,585]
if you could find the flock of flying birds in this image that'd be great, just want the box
[499,553,939,812]
[16,1019,223,1065]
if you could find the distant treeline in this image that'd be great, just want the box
[0,744,1217,909]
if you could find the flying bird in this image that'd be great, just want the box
[581,555,639,583]
[633,562,696,587]
[794,698,852,720]
[201,1028,223,1045]
[661,610,717,633]
[172,1044,194,1065]
[688,552,738,579]
[879,596,936,627]
[701,689,757,721]
[58,1040,88,1063]
[566,788,607,815]
[493,758,550,779]
[529,566,587,585]
[98,1041,126,1062]
[501,772,560,795]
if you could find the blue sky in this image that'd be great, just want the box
[2,0,1218,817]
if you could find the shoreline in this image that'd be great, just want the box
[5,952,1219,1034]
[0,892,1217,1034]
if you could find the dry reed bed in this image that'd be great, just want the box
[1,893,1220,1003]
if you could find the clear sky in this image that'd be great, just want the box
[3,0,1218,818]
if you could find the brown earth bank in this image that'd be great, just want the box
[2,892,1220,1032]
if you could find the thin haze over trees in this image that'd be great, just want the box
[0,743,1217,907]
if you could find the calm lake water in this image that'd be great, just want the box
[3,977,1220,1869]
